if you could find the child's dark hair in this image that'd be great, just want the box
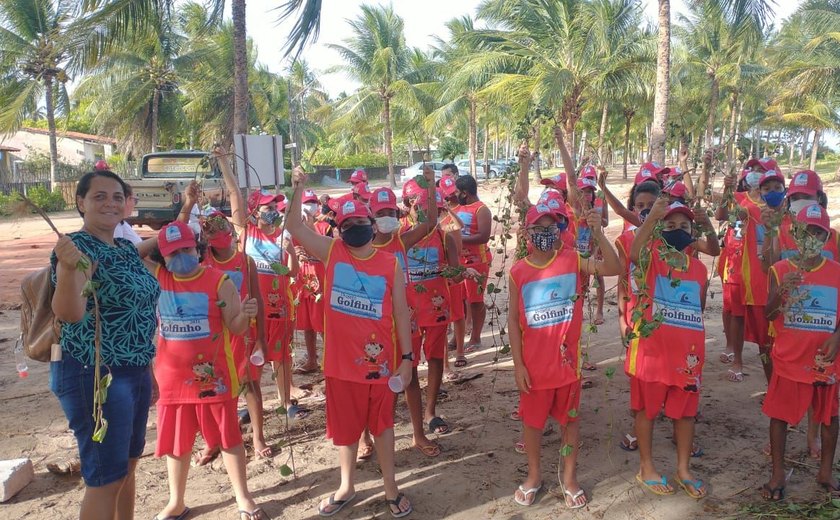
[75,170,129,217]
[455,174,478,196]
[627,181,661,210]
[149,231,207,267]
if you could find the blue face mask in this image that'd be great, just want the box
[762,190,786,208]
[661,229,695,252]
[166,252,199,275]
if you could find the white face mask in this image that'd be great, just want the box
[745,171,762,189]
[303,202,318,215]
[789,198,815,217]
[375,216,400,234]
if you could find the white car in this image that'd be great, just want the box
[400,161,445,183]
[455,159,500,179]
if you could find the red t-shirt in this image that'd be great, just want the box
[154,266,238,404]
[244,226,294,322]
[510,245,584,390]
[770,258,840,384]
[718,192,746,283]
[407,228,452,327]
[739,193,768,306]
[777,214,840,262]
[456,201,492,265]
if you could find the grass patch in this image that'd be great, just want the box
[742,497,840,519]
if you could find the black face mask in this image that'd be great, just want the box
[639,208,651,223]
[340,224,374,247]
[661,229,695,252]
[321,204,331,215]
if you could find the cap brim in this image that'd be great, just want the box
[665,206,695,220]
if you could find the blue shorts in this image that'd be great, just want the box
[50,356,152,487]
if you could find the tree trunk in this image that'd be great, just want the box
[705,72,719,149]
[44,76,58,190]
[483,121,489,173]
[810,128,820,171]
[787,131,796,175]
[383,96,396,188]
[598,101,608,161]
[622,111,633,179]
[733,97,744,162]
[800,129,810,166]
[232,0,249,137]
[650,0,670,165]
[534,120,542,180]
[151,88,160,153]
[468,98,477,178]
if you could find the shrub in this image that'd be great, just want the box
[26,185,66,212]
[0,191,19,216]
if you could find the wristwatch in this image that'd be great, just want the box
[401,352,414,361]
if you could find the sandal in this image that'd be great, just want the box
[636,473,675,495]
[719,352,734,364]
[678,478,707,499]
[514,438,526,454]
[358,443,375,460]
[513,483,542,506]
[464,343,482,353]
[287,403,310,420]
[581,379,594,390]
[254,445,274,460]
[760,483,785,501]
[413,443,441,458]
[154,506,191,520]
[239,507,270,520]
[386,492,412,518]
[510,408,521,421]
[454,356,468,368]
[443,371,462,383]
[427,416,450,435]
[581,361,597,371]
[560,484,587,509]
[727,369,744,382]
[619,433,638,452]
[318,493,356,517]
[818,480,840,495]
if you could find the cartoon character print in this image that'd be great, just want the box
[430,291,449,323]
[807,352,837,386]
[408,306,419,335]
[357,335,391,380]
[676,350,702,392]
[560,343,573,367]
[188,361,228,398]
[266,291,287,319]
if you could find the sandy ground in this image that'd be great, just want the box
[1,173,839,519]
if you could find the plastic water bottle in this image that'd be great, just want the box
[250,350,265,367]
[388,374,405,393]
[14,335,28,379]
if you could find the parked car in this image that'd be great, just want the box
[400,161,445,183]
[455,159,501,179]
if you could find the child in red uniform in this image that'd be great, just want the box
[286,168,415,518]
[509,204,621,508]
[761,203,840,500]
[152,221,268,520]
[439,176,469,367]
[628,199,709,499]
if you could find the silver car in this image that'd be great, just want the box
[455,159,500,179]
[400,161,445,183]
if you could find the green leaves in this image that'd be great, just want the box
[560,444,573,456]
[279,464,293,477]
[215,300,226,308]
[92,418,108,443]
[605,367,616,379]
[270,263,290,276]
[81,279,101,298]
[567,408,578,418]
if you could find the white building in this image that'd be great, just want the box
[1,127,116,167]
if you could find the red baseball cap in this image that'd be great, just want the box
[525,204,562,226]
[369,187,398,214]
[402,178,423,200]
[352,182,372,201]
[580,165,597,179]
[248,189,285,212]
[415,190,446,210]
[158,220,197,257]
[302,189,318,203]
[535,191,568,218]
[745,157,779,172]
[666,167,683,179]
[788,170,822,197]
[349,169,368,184]
[540,173,567,191]
[635,162,670,185]
[758,169,786,187]
[796,203,831,233]
[664,181,687,199]
[327,193,354,214]
[439,176,457,197]
[334,198,372,226]
[577,176,597,190]
[663,201,695,221]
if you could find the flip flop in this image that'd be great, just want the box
[670,438,704,457]
[318,493,357,517]
[818,481,840,495]
[386,493,412,518]
[293,365,319,375]
[358,443,375,460]
[287,403,310,420]
[581,361,597,371]
[513,483,542,506]
[719,352,734,364]
[454,356,468,368]
[238,409,251,425]
[428,416,451,435]
[413,443,441,458]
[678,478,707,499]
[727,369,744,382]
[443,371,462,383]
[581,379,594,390]
[47,458,81,475]
[153,506,191,520]
[239,507,270,520]
[560,484,587,509]
[254,445,273,459]
[464,343,482,353]
[619,433,638,452]
[760,483,785,501]
[514,438,526,453]
[636,473,675,495]
[510,409,522,421]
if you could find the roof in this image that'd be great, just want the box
[0,145,20,152]
[21,127,117,145]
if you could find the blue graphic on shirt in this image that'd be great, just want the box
[780,249,835,261]
[732,220,743,240]
[159,290,211,340]
[575,224,592,255]
[755,224,766,256]
[784,284,838,333]
[457,211,473,236]
[225,270,245,292]
[245,236,282,274]
[521,273,577,328]
[653,276,703,331]
[407,246,441,281]
[330,262,386,319]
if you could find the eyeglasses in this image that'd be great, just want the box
[529,226,558,234]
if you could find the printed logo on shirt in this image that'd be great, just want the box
[653,276,703,331]
[225,270,244,292]
[407,246,441,281]
[755,224,766,255]
[457,211,473,236]
[733,220,743,240]
[784,284,838,333]
[781,249,835,261]
[330,262,386,319]
[246,237,282,274]
[575,225,592,255]
[159,290,211,340]
[521,273,577,328]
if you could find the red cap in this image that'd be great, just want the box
[415,190,446,210]
[577,176,597,190]
[664,181,687,199]
[540,173,567,191]
[248,189,285,212]
[580,165,597,179]
[369,187,398,213]
[349,169,368,184]
[302,189,318,203]
[439,176,457,197]
[94,159,110,171]
[664,201,695,221]
[788,170,822,197]
[738,167,751,181]
[758,169,785,187]
[352,182,372,201]
[535,191,568,218]
[796,203,831,233]
[666,167,683,179]
[635,162,670,185]
[525,204,562,226]
[327,193,354,214]
[745,157,779,172]
[435,189,446,209]
[402,178,423,200]
[334,198,372,226]
[158,220,197,257]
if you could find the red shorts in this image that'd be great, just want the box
[325,377,395,446]
[411,325,447,366]
[762,373,839,426]
[295,295,324,333]
[744,305,771,348]
[264,319,293,363]
[448,282,466,321]
[630,378,699,420]
[518,381,581,429]
[723,283,745,317]
[155,399,242,457]
[463,263,490,304]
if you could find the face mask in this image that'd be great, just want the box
[340,224,374,247]
[303,203,318,215]
[796,233,826,259]
[530,231,557,252]
[321,204,331,215]
[789,199,815,216]
[208,230,233,249]
[762,190,786,208]
[639,208,651,223]
[745,171,762,189]
[260,210,280,225]
[661,229,695,252]
[375,216,400,234]
[166,252,199,275]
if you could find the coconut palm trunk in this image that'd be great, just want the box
[151,88,160,153]
[598,101,608,161]
[809,129,820,171]
[232,0,248,137]
[705,72,719,149]
[468,97,477,178]
[44,76,59,190]
[650,0,671,166]
[383,95,396,188]
[623,109,633,179]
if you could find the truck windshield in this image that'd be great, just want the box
[142,155,214,178]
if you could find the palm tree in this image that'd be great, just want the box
[649,0,670,165]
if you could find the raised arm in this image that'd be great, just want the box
[598,166,639,227]
[630,196,669,264]
[580,209,622,277]
[554,126,581,209]
[285,167,333,262]
[513,143,533,210]
[212,145,247,234]
[678,145,696,200]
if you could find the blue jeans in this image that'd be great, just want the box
[50,356,151,487]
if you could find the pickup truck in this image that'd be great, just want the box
[126,151,230,230]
